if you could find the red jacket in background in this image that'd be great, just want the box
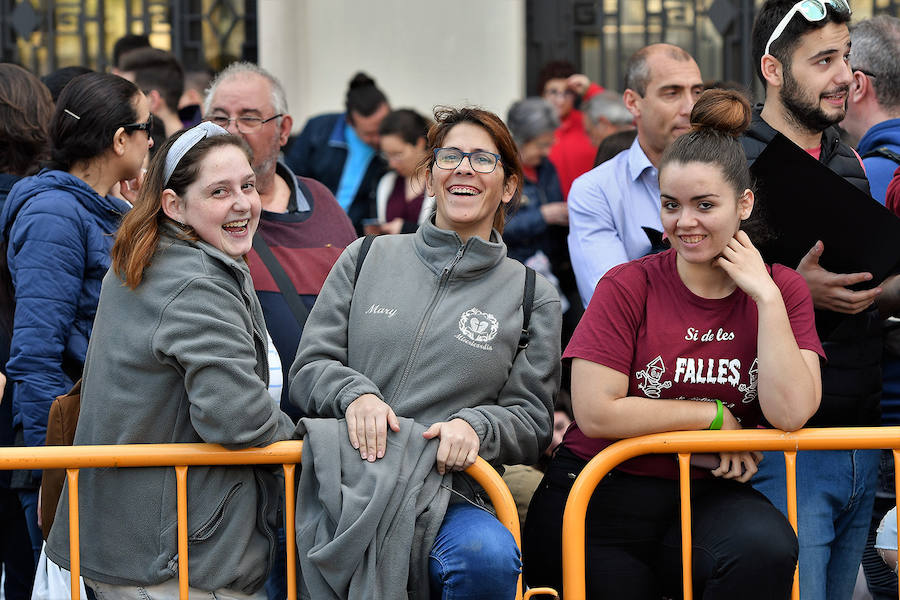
[548,82,604,199]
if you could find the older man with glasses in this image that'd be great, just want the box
[203,63,356,422]
[740,2,900,598]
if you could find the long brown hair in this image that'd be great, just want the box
[111,130,251,288]
[424,106,523,233]
[0,64,53,176]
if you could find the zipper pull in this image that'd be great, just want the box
[443,246,465,276]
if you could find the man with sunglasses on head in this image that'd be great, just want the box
[741,2,900,598]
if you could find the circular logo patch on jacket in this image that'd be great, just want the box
[458,308,499,343]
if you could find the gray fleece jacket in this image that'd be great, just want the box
[295,417,450,600]
[290,217,562,480]
[46,227,295,593]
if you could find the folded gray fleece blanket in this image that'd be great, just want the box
[295,417,451,600]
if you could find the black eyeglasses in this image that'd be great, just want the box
[433,147,503,174]
[123,115,154,134]
[206,114,282,133]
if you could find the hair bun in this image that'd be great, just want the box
[348,72,376,90]
[690,88,751,137]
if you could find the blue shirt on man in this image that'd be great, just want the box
[335,122,375,212]
[567,137,663,307]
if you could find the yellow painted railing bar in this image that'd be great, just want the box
[0,441,541,600]
[0,441,304,469]
[784,451,799,600]
[677,454,693,599]
[283,463,297,600]
[66,468,80,600]
[562,427,900,600]
[523,587,560,599]
[175,465,189,600]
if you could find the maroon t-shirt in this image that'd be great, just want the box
[562,249,824,478]
[386,175,425,224]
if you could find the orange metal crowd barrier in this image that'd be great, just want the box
[561,426,900,600]
[0,441,558,600]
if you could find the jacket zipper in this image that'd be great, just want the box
[391,245,465,402]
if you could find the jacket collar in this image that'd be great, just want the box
[0,169,130,242]
[414,216,506,279]
[749,105,842,162]
[327,114,348,148]
[857,118,900,155]
[276,161,310,212]
[161,222,252,281]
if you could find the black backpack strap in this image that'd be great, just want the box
[862,146,900,164]
[518,266,536,354]
[355,235,377,284]
[252,233,309,328]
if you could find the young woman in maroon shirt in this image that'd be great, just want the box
[523,89,824,599]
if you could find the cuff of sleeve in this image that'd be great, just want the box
[447,407,489,442]
[337,386,383,415]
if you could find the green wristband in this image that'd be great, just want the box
[708,399,724,430]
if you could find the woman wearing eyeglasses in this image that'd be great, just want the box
[0,71,152,562]
[522,90,824,599]
[289,106,561,599]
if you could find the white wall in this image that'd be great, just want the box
[259,0,525,132]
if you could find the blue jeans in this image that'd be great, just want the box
[264,517,287,600]
[429,502,521,600]
[17,488,42,567]
[752,449,879,600]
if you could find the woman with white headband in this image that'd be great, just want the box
[45,122,295,599]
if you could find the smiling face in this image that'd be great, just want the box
[659,161,753,267]
[164,144,261,259]
[779,22,853,133]
[425,122,516,241]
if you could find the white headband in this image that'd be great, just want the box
[164,121,229,185]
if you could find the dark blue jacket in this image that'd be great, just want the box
[0,172,20,488]
[285,112,387,233]
[0,169,129,450]
[504,158,567,265]
[857,118,900,204]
